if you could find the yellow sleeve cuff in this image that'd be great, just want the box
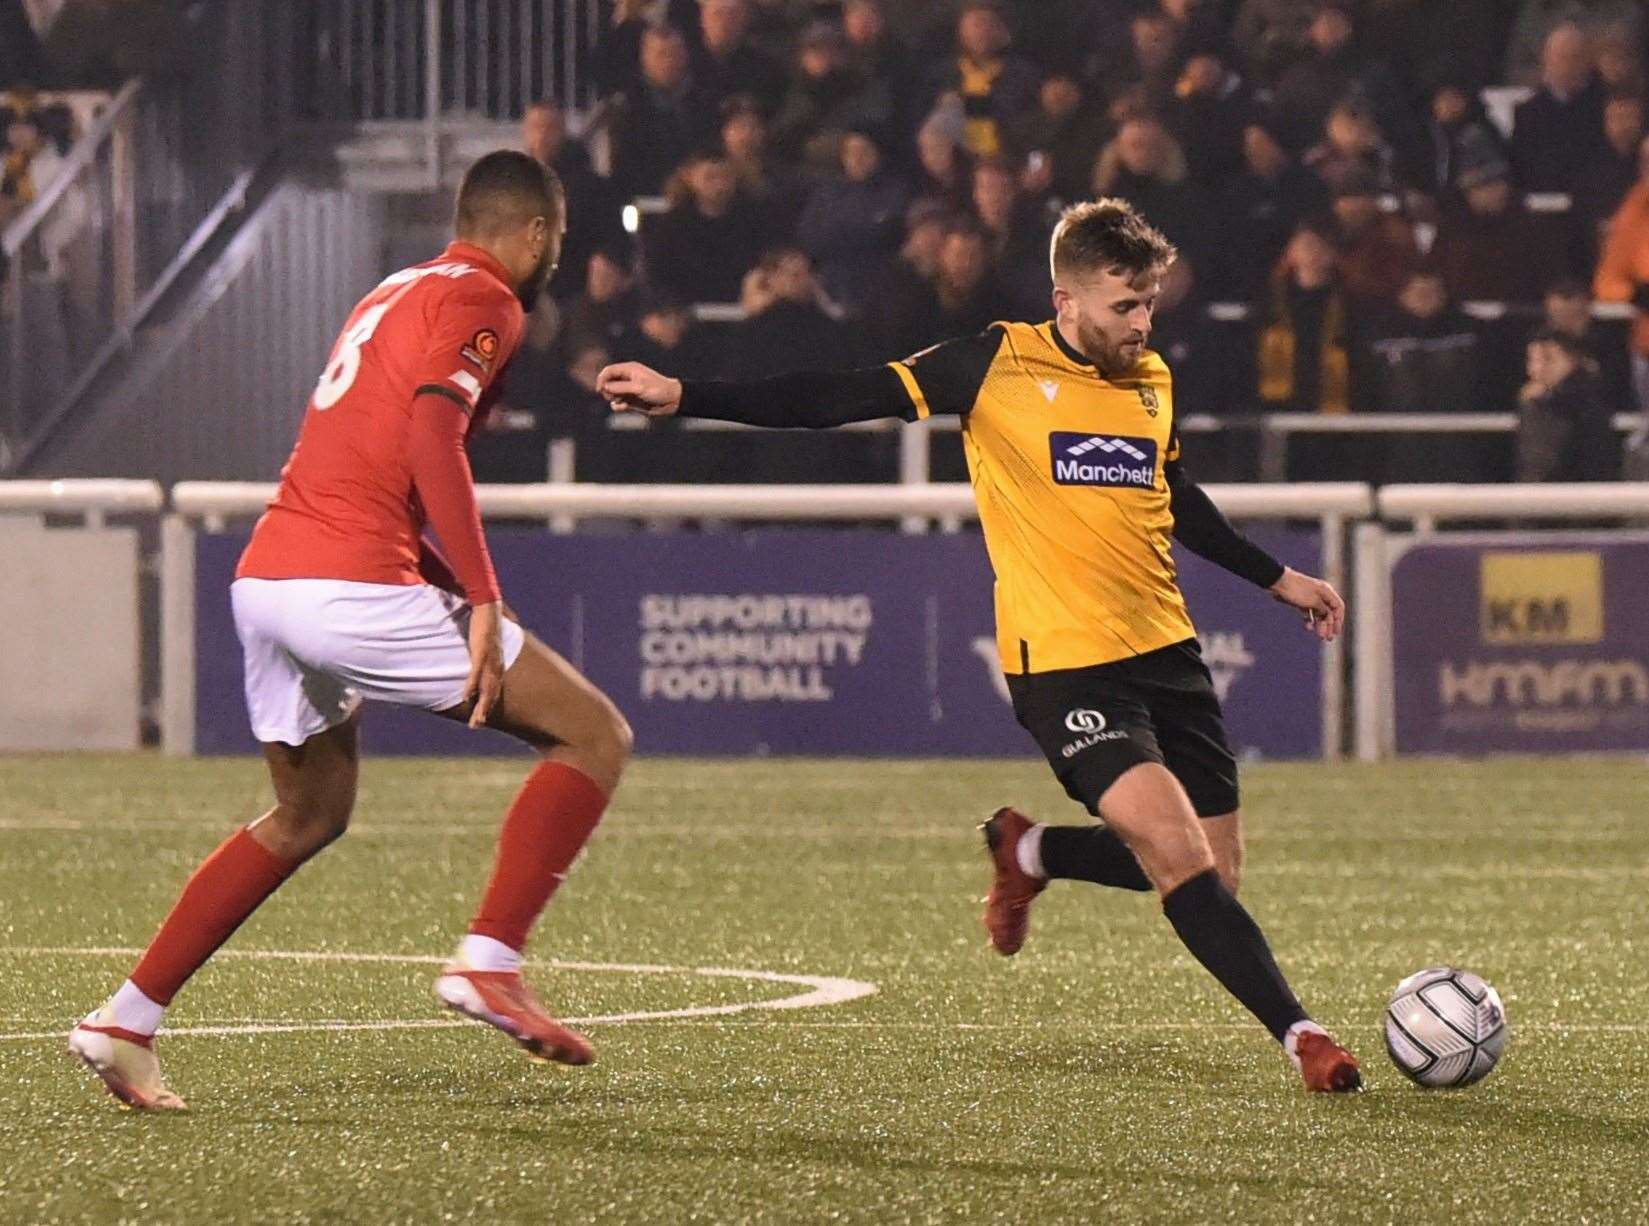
[888,361,930,421]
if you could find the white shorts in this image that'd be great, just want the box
[230,578,526,746]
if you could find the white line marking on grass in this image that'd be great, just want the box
[0,947,877,1043]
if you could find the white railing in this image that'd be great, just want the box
[1378,482,1649,530]
[0,479,164,527]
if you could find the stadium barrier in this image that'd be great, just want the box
[0,480,163,750]
[164,482,1371,760]
[1353,483,1649,760]
[12,480,1646,761]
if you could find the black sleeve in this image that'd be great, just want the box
[1165,445,1286,589]
[676,326,1005,428]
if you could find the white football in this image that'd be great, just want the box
[1384,967,1509,1088]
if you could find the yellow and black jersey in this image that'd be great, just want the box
[888,321,1190,672]
[677,321,1283,676]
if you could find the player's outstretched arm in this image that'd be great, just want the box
[1165,459,1344,642]
[598,361,913,429]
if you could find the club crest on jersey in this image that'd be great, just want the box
[1049,432,1158,488]
[461,328,500,371]
[1136,385,1160,416]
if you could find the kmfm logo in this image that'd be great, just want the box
[1479,551,1603,644]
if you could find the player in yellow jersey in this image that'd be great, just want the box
[597,199,1360,1092]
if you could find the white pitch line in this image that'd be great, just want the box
[0,947,877,1044]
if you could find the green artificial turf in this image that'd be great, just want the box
[1,755,1645,1223]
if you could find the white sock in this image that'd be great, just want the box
[459,933,522,973]
[109,979,166,1037]
[1283,1019,1327,1069]
[1015,822,1048,880]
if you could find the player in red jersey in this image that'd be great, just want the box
[69,152,632,1110]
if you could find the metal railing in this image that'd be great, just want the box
[286,0,604,123]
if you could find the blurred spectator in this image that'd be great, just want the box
[1008,70,1108,207]
[1165,49,1255,187]
[973,158,1051,319]
[770,20,895,167]
[1572,93,1643,264]
[1116,9,1185,113]
[913,111,974,211]
[1156,0,1231,58]
[644,151,767,303]
[1220,118,1330,299]
[1358,268,1482,414]
[1258,223,1352,413]
[921,1,1040,159]
[1538,275,1632,407]
[1592,136,1649,412]
[1516,328,1618,479]
[609,26,717,199]
[743,0,812,59]
[614,288,718,377]
[841,0,920,137]
[1231,0,1320,82]
[796,127,909,314]
[1093,114,1214,287]
[1271,2,1418,165]
[1328,168,1421,304]
[1,115,64,236]
[1304,98,1407,198]
[878,219,1011,347]
[594,0,698,96]
[725,247,852,377]
[693,0,786,112]
[1510,23,1607,193]
[720,95,806,240]
[1596,31,1645,96]
[560,244,640,362]
[0,85,73,153]
[521,101,621,300]
[1363,0,1510,98]
[1431,149,1573,302]
[1424,82,1511,208]
[1504,0,1642,88]
[871,199,957,355]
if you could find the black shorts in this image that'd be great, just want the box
[1007,638,1239,819]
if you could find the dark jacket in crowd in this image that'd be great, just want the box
[724,299,854,379]
[1510,75,1607,193]
[1218,162,1329,299]
[1358,305,1482,414]
[1517,367,1619,481]
[796,170,910,313]
[644,198,769,303]
[1431,200,1572,303]
[609,81,719,198]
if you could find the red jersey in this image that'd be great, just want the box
[237,242,525,601]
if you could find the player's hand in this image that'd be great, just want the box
[596,362,683,417]
[465,601,506,728]
[1269,567,1345,642]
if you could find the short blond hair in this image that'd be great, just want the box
[1049,198,1177,284]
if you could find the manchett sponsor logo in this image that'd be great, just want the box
[1050,432,1157,488]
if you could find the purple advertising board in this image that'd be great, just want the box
[1392,535,1649,754]
[193,526,1325,758]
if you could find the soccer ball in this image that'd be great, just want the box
[1383,967,1509,1088]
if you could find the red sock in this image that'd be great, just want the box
[130,827,298,1005]
[469,761,609,952]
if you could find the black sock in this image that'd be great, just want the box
[1161,869,1308,1043]
[1039,825,1152,891]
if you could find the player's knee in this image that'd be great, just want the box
[1216,843,1244,895]
[263,797,352,860]
[587,702,633,779]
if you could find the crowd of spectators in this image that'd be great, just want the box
[488,0,1649,483]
